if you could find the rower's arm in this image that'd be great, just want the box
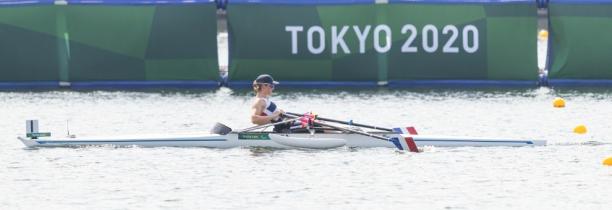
[251,99,274,125]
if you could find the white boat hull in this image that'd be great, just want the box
[17,132,546,149]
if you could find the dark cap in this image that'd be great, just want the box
[254,74,279,85]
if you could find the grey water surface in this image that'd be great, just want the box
[1,87,611,210]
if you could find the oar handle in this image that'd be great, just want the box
[285,112,393,132]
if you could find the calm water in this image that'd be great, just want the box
[1,87,611,210]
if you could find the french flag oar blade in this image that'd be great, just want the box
[390,135,419,153]
[392,126,418,135]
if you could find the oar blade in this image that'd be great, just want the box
[211,122,232,135]
[390,135,419,153]
[392,126,418,135]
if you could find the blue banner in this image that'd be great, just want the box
[389,0,534,4]
[0,0,54,6]
[550,0,612,3]
[0,0,218,5]
[228,0,375,5]
[66,0,214,4]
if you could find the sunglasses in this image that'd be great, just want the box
[256,83,275,89]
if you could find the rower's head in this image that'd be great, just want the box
[253,74,279,94]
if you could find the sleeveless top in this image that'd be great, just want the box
[259,97,278,117]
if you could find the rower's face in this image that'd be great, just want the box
[263,84,274,93]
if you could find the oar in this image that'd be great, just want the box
[286,112,392,132]
[239,117,300,132]
[311,119,419,153]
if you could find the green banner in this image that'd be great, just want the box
[548,3,612,79]
[227,2,538,82]
[228,4,379,82]
[0,4,218,83]
[0,5,60,82]
[387,3,537,80]
[66,5,219,81]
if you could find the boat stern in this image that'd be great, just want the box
[18,136,40,147]
[19,120,51,148]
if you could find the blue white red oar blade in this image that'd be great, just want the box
[402,135,419,152]
[389,137,403,150]
[392,126,418,135]
[390,135,419,153]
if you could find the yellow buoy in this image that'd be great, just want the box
[553,97,565,108]
[573,125,587,134]
[538,30,549,40]
[603,157,612,166]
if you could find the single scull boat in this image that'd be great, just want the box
[18,120,545,149]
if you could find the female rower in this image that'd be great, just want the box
[250,74,289,132]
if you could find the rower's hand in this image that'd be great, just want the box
[272,109,284,120]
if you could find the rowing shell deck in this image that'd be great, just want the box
[18,132,546,149]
